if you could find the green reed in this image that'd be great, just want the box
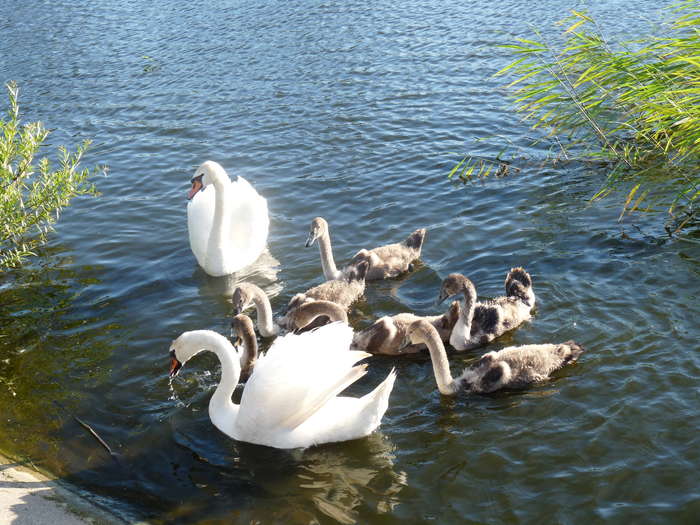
[454,1,700,233]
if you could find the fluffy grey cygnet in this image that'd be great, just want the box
[306,216,426,280]
[277,259,369,331]
[406,319,584,395]
[439,267,535,351]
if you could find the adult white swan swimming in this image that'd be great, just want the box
[168,321,397,449]
[187,161,269,276]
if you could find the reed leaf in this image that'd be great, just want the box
[497,1,700,233]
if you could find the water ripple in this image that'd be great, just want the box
[1,0,698,523]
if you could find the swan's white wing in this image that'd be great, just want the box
[294,368,397,445]
[226,176,269,271]
[187,186,215,268]
[235,322,369,434]
[187,175,269,275]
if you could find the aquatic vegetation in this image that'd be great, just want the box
[455,1,700,234]
[0,82,102,268]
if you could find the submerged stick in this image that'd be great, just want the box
[52,401,122,465]
[72,415,116,458]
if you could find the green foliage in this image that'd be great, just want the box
[491,1,700,232]
[0,82,102,268]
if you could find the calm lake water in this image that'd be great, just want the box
[1,1,699,523]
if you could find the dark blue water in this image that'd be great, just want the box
[1,1,699,523]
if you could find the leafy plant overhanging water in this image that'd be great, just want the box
[0,82,102,268]
[453,1,700,234]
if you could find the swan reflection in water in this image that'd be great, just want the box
[232,432,407,524]
[194,248,282,300]
[297,433,407,522]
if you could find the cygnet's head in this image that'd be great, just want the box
[305,217,329,247]
[232,283,259,315]
[505,267,534,306]
[405,319,438,346]
[438,273,476,303]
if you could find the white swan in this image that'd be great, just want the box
[169,321,397,449]
[406,319,584,395]
[187,161,269,276]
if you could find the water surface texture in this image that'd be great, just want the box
[1,1,699,523]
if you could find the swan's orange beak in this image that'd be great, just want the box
[169,352,183,378]
[187,176,204,200]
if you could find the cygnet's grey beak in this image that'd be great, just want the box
[305,232,317,248]
[437,290,448,304]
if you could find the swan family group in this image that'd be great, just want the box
[169,161,584,449]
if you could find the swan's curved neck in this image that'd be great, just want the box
[459,287,476,327]
[419,328,459,396]
[197,333,241,437]
[449,286,476,351]
[318,231,342,280]
[253,290,279,337]
[208,173,233,264]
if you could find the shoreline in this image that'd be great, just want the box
[0,451,131,525]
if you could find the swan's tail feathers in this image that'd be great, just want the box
[358,368,397,433]
[404,228,427,252]
[505,267,532,290]
[560,340,585,364]
[505,267,535,306]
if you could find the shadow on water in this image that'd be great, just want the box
[49,397,408,524]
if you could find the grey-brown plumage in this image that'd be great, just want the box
[285,300,348,333]
[348,227,426,280]
[232,282,279,337]
[438,267,536,351]
[306,216,426,281]
[460,340,585,393]
[230,314,259,382]
[277,260,369,330]
[352,301,460,355]
[406,319,584,395]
